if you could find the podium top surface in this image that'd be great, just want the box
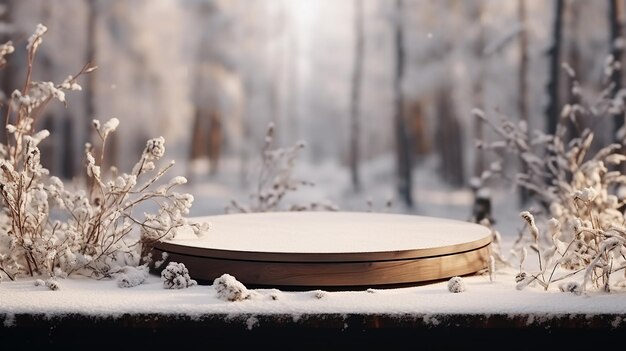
[159,212,492,262]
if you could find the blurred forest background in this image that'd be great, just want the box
[0,0,624,220]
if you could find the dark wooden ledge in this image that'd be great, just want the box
[2,312,625,349]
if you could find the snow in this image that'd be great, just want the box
[2,267,626,319]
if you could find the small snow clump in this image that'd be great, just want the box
[312,289,327,299]
[116,265,149,288]
[45,278,60,291]
[267,288,282,301]
[154,252,168,269]
[559,281,582,295]
[213,273,251,302]
[246,316,259,330]
[447,276,466,293]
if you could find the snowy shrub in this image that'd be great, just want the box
[34,279,44,287]
[514,210,626,293]
[213,273,251,302]
[161,262,196,289]
[477,60,626,293]
[115,265,148,288]
[447,276,466,293]
[226,123,338,213]
[0,25,207,282]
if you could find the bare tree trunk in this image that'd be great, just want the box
[86,0,97,139]
[435,86,465,187]
[471,0,485,178]
[564,0,582,146]
[189,108,207,161]
[349,0,364,192]
[286,6,299,147]
[545,0,564,137]
[518,0,530,205]
[610,0,624,134]
[0,0,13,145]
[263,1,280,144]
[208,110,222,175]
[61,116,75,179]
[609,0,626,189]
[37,1,56,172]
[393,0,413,208]
[82,0,99,191]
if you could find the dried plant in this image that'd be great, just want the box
[227,123,338,213]
[0,25,206,282]
[477,59,626,293]
[514,209,626,294]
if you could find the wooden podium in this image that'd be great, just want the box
[151,212,492,288]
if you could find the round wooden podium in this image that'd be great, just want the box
[151,212,492,288]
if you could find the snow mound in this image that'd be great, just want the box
[447,277,466,293]
[116,266,149,288]
[213,274,251,301]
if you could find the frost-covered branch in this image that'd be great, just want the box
[226,123,338,213]
[478,60,626,293]
[0,25,207,282]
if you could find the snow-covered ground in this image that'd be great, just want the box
[3,156,616,325]
[2,266,626,321]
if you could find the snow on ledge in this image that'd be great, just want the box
[2,267,626,322]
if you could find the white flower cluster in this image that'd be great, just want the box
[0,25,206,283]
